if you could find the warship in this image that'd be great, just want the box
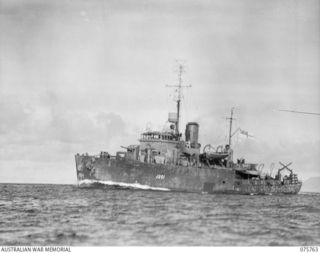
[75,66,302,195]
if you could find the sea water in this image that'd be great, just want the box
[0,183,319,246]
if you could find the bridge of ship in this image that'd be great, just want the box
[139,131,180,143]
[119,130,200,166]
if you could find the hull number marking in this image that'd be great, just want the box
[156,174,165,180]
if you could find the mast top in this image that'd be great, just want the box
[166,64,191,135]
[166,65,191,100]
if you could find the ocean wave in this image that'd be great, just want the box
[78,179,171,192]
[1,183,320,245]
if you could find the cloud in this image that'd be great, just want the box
[0,91,133,183]
[0,99,31,134]
[0,0,319,183]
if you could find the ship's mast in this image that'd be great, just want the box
[227,107,235,147]
[176,65,183,134]
[166,65,191,135]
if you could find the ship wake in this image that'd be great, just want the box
[78,179,171,191]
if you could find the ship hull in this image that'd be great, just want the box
[75,154,302,195]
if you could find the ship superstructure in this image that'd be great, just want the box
[75,66,302,195]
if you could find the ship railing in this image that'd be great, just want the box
[79,152,117,159]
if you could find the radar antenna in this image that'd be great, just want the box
[166,64,191,135]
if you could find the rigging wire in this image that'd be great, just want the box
[279,109,320,116]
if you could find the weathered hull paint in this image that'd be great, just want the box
[75,154,302,195]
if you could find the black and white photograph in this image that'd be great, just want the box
[0,0,319,248]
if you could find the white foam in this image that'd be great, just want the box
[78,179,171,191]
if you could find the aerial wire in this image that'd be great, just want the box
[279,109,320,116]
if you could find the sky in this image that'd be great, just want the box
[0,0,319,184]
